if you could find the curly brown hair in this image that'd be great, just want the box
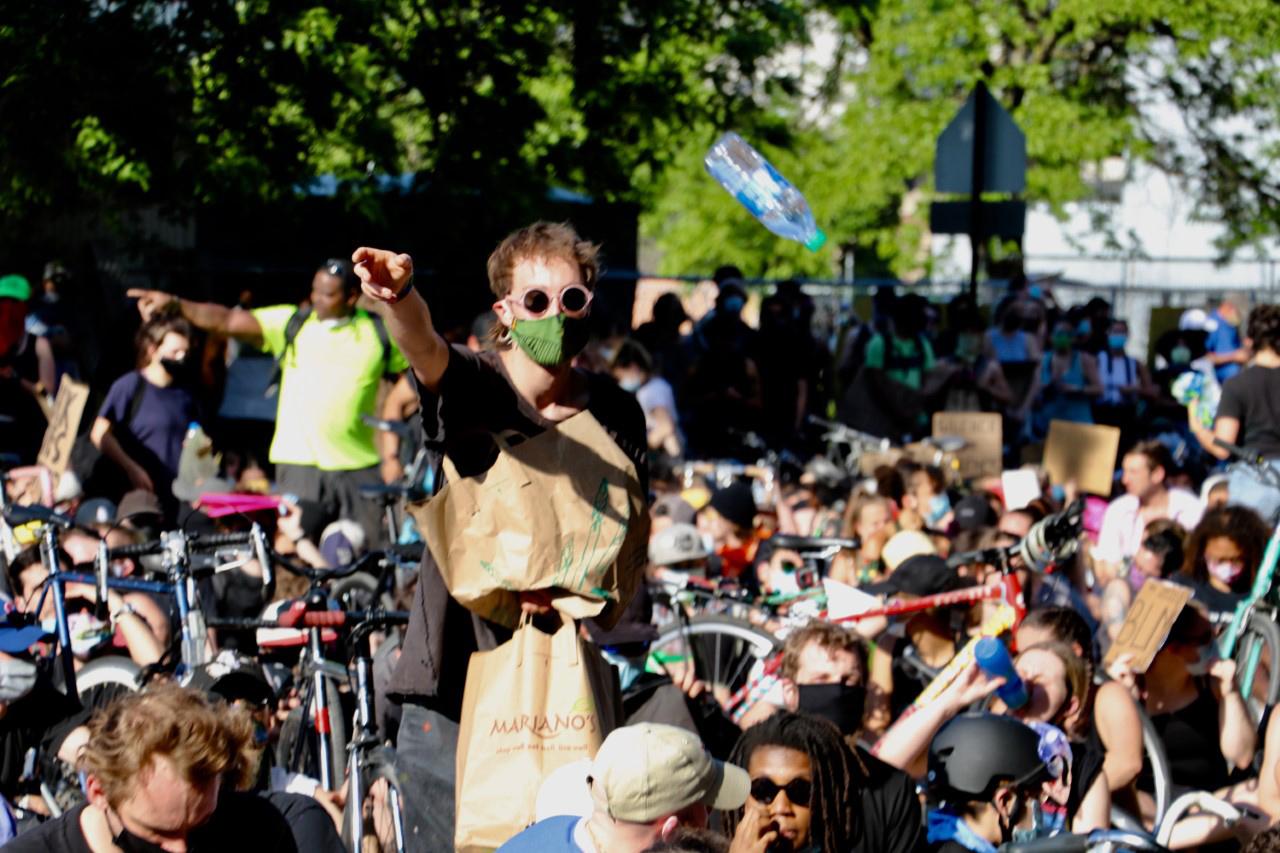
[1248,304,1280,355]
[485,221,600,299]
[81,683,260,809]
[1181,505,1271,592]
[779,620,866,683]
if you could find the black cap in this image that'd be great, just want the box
[952,494,996,532]
[866,554,962,598]
[708,481,757,530]
[186,655,275,707]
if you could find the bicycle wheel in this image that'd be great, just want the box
[278,677,350,786]
[343,747,408,853]
[1235,610,1280,724]
[1110,706,1173,832]
[651,616,781,704]
[76,655,142,710]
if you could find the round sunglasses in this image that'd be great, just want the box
[509,283,592,318]
[749,777,812,806]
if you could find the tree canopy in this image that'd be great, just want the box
[644,0,1280,278]
[3,0,1278,276]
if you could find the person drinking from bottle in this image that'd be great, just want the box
[352,222,648,852]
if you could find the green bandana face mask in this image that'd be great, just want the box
[509,313,590,366]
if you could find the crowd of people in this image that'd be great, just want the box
[2,221,1280,852]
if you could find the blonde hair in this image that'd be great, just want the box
[82,683,259,808]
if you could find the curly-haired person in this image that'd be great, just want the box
[6,684,302,853]
[1192,302,1280,520]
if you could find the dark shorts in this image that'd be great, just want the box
[276,463,386,546]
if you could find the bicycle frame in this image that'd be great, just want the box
[724,563,1027,715]
[1216,441,1280,702]
[30,524,266,702]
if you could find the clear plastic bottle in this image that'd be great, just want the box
[704,132,827,252]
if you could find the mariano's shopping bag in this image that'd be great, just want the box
[454,614,621,851]
[414,410,648,629]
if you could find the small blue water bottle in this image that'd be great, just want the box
[974,636,1029,710]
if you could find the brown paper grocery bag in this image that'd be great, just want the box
[454,615,621,852]
[413,410,648,629]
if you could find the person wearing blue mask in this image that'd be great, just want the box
[1093,319,1155,442]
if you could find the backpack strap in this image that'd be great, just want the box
[124,372,149,426]
[366,311,394,377]
[264,306,312,397]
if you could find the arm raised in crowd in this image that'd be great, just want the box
[350,248,450,393]
[126,288,264,348]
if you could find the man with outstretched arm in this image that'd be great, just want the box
[353,223,648,850]
[126,260,407,537]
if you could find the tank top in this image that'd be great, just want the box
[986,328,1030,363]
[1098,350,1136,405]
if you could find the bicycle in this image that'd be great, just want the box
[1212,438,1280,723]
[997,790,1243,852]
[265,548,413,796]
[4,503,271,705]
[360,413,433,544]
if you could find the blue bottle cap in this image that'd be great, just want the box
[804,229,827,252]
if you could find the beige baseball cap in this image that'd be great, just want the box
[881,529,936,572]
[588,723,749,823]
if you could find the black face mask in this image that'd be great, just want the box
[796,683,865,735]
[160,357,192,381]
[113,827,170,853]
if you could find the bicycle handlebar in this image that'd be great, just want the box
[268,548,383,583]
[767,535,860,552]
[3,505,74,530]
[1214,437,1266,466]
[106,531,255,559]
[276,600,410,631]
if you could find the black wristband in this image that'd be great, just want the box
[387,276,415,304]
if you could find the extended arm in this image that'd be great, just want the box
[127,288,264,348]
[350,250,450,393]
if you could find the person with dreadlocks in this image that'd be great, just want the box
[723,711,923,853]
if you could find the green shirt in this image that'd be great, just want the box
[253,305,409,470]
[863,332,935,390]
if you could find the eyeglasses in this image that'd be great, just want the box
[509,284,592,318]
[749,777,812,806]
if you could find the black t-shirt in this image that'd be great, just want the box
[1218,365,1280,458]
[849,746,926,853]
[387,346,649,718]
[0,676,81,800]
[6,792,296,853]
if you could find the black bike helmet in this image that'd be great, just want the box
[927,713,1050,803]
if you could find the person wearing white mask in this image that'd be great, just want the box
[611,339,683,460]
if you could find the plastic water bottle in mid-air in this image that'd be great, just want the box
[704,131,827,252]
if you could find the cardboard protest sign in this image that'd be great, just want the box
[36,377,90,479]
[1043,420,1120,497]
[1001,469,1041,511]
[1103,580,1193,672]
[932,412,1002,479]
